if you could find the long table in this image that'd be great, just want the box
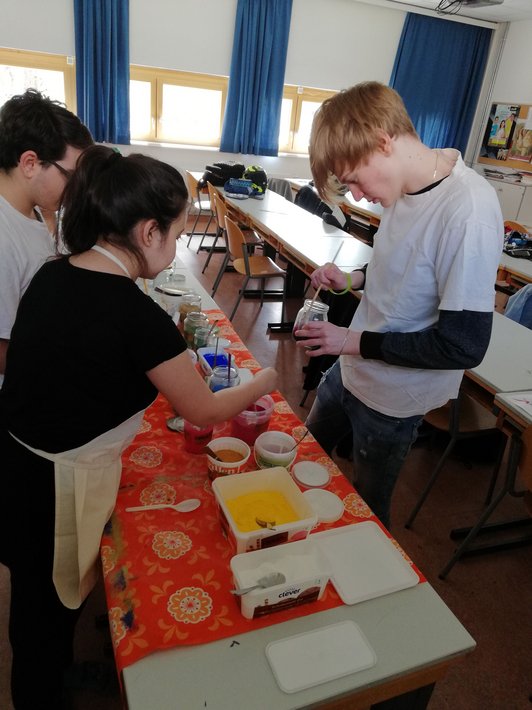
[103,260,476,710]
[287,178,383,230]
[464,311,532,409]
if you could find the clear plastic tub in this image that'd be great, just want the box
[231,394,274,446]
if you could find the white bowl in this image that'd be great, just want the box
[254,430,297,470]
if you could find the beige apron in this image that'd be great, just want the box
[10,408,145,609]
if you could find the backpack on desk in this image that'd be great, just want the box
[198,161,245,188]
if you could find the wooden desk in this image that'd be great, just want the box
[221,189,373,280]
[497,250,532,289]
[494,391,532,432]
[464,311,532,409]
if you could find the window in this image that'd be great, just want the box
[130,66,228,146]
[279,86,336,154]
[0,48,75,111]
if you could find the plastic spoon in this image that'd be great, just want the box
[125,498,201,513]
[230,572,286,596]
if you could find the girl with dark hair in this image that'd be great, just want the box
[0,145,277,708]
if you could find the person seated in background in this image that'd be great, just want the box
[0,89,93,386]
[0,145,277,709]
[295,81,503,529]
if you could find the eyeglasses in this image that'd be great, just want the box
[42,160,74,180]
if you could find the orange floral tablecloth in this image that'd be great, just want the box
[101,310,424,674]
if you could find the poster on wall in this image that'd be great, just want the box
[479,103,521,161]
[487,104,520,149]
[508,120,532,163]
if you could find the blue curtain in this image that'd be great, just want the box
[74,0,130,144]
[220,0,293,157]
[390,14,491,152]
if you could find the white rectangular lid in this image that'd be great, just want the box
[266,620,376,693]
[311,521,419,604]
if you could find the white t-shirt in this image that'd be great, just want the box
[340,153,503,418]
[0,194,55,385]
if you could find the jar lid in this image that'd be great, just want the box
[292,461,330,488]
[303,489,344,523]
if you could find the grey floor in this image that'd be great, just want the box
[1,235,531,710]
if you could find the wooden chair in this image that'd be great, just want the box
[504,219,528,234]
[208,193,262,296]
[439,423,532,579]
[405,390,506,529]
[224,216,287,322]
[185,171,213,247]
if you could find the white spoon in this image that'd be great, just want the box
[230,571,286,596]
[125,498,201,513]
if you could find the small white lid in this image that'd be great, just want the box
[266,620,376,693]
[292,461,330,488]
[303,489,344,523]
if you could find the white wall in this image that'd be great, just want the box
[0,0,529,176]
[286,0,404,89]
[0,0,74,55]
[492,20,532,104]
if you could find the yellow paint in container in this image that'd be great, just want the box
[226,490,299,532]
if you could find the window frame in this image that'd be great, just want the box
[280,85,337,154]
[130,65,228,146]
[0,47,76,111]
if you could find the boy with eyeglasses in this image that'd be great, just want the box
[0,89,93,385]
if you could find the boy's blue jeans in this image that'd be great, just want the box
[305,361,422,529]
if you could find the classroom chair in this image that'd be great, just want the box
[186,171,213,247]
[208,193,262,295]
[439,423,532,579]
[405,389,506,530]
[224,216,287,322]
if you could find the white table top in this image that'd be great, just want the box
[123,582,474,710]
[494,391,532,427]
[468,311,532,394]
[222,190,373,272]
[287,178,383,224]
[499,251,532,283]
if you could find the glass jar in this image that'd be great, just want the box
[292,299,329,350]
[193,324,220,351]
[178,292,202,327]
[209,366,241,392]
[183,311,209,347]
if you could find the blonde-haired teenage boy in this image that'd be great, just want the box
[295,82,503,528]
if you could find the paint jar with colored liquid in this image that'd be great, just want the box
[209,366,240,392]
[183,420,214,454]
[231,394,275,446]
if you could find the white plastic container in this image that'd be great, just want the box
[212,467,317,553]
[230,538,331,619]
[197,343,232,376]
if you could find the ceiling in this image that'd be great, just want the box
[373,0,532,23]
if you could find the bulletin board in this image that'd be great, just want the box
[478,103,532,172]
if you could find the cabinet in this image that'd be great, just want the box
[517,187,532,225]
[485,179,526,221]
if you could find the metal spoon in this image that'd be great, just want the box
[287,429,310,452]
[125,498,201,513]
[230,571,286,596]
[256,517,277,530]
[204,445,222,461]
